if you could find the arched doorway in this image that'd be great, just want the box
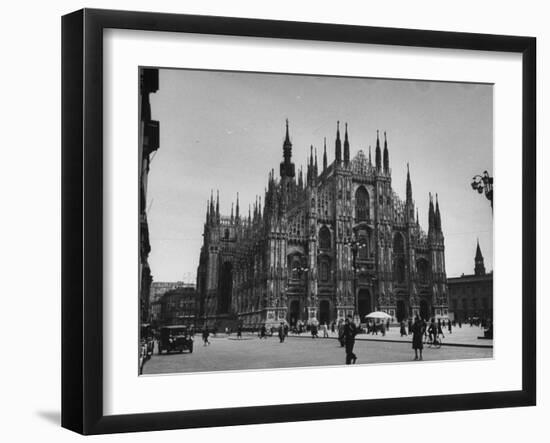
[419,299,430,321]
[358,289,371,320]
[396,299,407,322]
[218,262,233,314]
[319,300,330,325]
[289,300,300,326]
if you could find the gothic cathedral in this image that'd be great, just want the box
[196,121,449,329]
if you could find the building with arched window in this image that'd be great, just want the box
[196,121,448,329]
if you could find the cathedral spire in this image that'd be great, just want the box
[284,118,290,145]
[308,145,314,185]
[206,199,210,223]
[344,122,350,164]
[298,166,303,188]
[236,192,240,221]
[259,196,262,220]
[216,190,220,223]
[406,163,413,204]
[210,189,214,223]
[280,119,295,178]
[323,137,327,172]
[428,193,435,234]
[314,147,318,177]
[475,239,486,275]
[368,145,372,166]
[435,193,442,232]
[230,202,234,222]
[383,131,389,173]
[335,121,342,163]
[375,130,381,171]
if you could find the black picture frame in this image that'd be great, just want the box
[61,8,536,435]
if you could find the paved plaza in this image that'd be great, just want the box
[142,328,492,375]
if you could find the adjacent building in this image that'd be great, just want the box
[448,240,493,322]
[139,68,160,324]
[159,284,198,326]
[150,281,185,303]
[196,121,449,329]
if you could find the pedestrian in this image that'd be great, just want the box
[260,324,267,339]
[343,315,358,364]
[407,318,413,335]
[386,319,390,331]
[411,316,425,360]
[437,319,445,339]
[202,327,210,346]
[331,321,335,333]
[237,324,242,339]
[322,322,329,338]
[278,322,285,343]
[338,321,345,347]
[381,321,386,336]
[311,323,318,339]
[448,320,452,334]
[284,323,289,337]
[400,320,407,337]
[428,318,437,344]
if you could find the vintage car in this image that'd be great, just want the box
[158,325,194,354]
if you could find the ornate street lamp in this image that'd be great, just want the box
[471,170,493,210]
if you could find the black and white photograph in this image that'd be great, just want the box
[2,0,544,439]
[138,67,494,375]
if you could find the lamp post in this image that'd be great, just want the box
[471,171,493,210]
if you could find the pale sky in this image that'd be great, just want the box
[147,69,493,283]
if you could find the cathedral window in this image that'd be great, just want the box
[393,233,405,253]
[417,259,429,284]
[394,257,406,283]
[320,259,330,281]
[224,228,230,240]
[393,233,406,283]
[319,226,331,249]
[355,186,369,222]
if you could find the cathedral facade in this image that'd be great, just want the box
[196,121,449,329]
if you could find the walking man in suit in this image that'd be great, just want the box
[343,315,358,365]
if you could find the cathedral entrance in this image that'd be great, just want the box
[319,300,330,325]
[396,299,407,322]
[419,299,430,321]
[289,300,300,326]
[357,289,371,320]
[218,262,233,314]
